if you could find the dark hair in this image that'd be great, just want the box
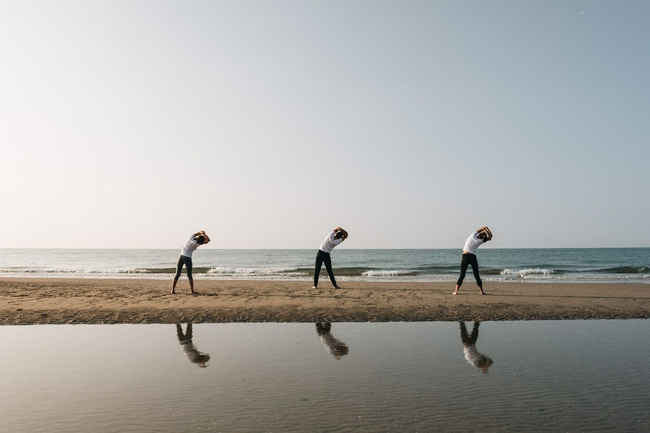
[197,235,205,244]
[334,231,343,239]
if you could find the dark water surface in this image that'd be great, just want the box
[1,321,649,432]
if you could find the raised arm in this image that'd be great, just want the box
[192,231,211,244]
[337,227,349,241]
[477,226,492,241]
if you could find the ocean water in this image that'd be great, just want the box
[0,248,648,283]
[1,321,649,432]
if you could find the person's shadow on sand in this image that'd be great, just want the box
[315,322,349,360]
[459,321,493,374]
[176,323,211,368]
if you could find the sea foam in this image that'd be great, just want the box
[501,268,555,278]
[362,270,416,277]
[207,267,299,276]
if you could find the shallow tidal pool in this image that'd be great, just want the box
[1,320,649,432]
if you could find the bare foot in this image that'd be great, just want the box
[452,291,458,295]
[334,286,341,290]
[190,290,196,295]
[312,286,318,289]
[170,290,175,294]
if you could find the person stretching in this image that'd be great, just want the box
[452,226,492,295]
[313,227,348,289]
[171,230,210,294]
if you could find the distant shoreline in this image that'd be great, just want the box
[1,277,649,325]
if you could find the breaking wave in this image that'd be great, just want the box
[500,268,556,277]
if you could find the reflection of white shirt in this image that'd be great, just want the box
[181,237,200,258]
[463,345,482,367]
[462,231,484,254]
[319,231,343,253]
[182,342,202,363]
[320,334,348,359]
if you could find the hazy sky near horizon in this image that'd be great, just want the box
[1,1,649,249]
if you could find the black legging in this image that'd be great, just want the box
[174,255,193,282]
[456,253,482,287]
[314,250,337,287]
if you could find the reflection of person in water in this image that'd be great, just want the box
[176,323,211,368]
[459,321,493,374]
[315,322,349,360]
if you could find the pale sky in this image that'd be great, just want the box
[1,1,648,249]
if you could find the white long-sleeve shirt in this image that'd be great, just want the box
[319,231,343,253]
[181,236,200,258]
[462,231,485,254]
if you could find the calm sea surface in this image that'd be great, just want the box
[1,321,649,432]
[1,248,649,283]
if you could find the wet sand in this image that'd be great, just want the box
[1,277,649,324]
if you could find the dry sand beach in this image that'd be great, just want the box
[1,277,649,324]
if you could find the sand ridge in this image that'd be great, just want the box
[1,277,649,324]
